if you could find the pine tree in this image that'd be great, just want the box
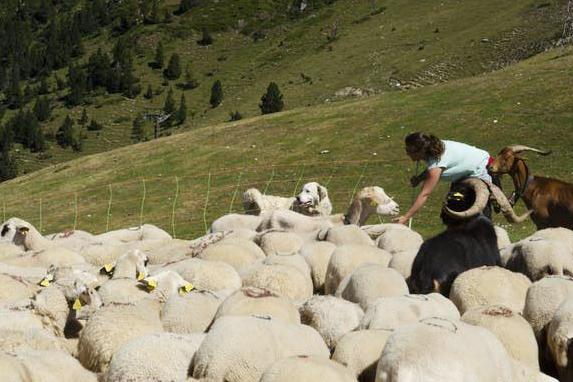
[175,93,187,125]
[131,113,149,142]
[229,111,243,121]
[23,112,46,152]
[163,87,176,114]
[177,0,200,14]
[6,66,22,110]
[149,1,160,24]
[66,63,87,107]
[182,64,198,89]
[56,116,82,151]
[164,53,181,80]
[198,28,214,46]
[210,80,223,108]
[79,108,89,126]
[154,41,164,69]
[259,82,284,114]
[87,119,104,131]
[33,96,51,122]
[144,84,153,99]
[0,127,17,181]
[38,76,50,95]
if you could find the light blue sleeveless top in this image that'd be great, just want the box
[426,140,491,183]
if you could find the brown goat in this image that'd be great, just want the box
[488,145,573,230]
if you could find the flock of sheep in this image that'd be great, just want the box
[0,180,572,382]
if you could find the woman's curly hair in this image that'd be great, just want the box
[405,132,445,160]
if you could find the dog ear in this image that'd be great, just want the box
[1,225,8,237]
[318,185,328,201]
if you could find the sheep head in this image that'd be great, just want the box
[139,271,194,299]
[346,186,399,225]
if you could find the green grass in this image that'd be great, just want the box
[9,0,566,176]
[1,45,572,241]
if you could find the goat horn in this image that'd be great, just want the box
[442,178,489,219]
[487,183,532,223]
[507,145,551,156]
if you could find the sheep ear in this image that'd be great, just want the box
[318,185,328,201]
[100,263,115,275]
[179,283,194,296]
[1,225,8,237]
[316,228,330,241]
[18,227,30,236]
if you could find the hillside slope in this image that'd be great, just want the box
[2,45,572,240]
[9,0,569,175]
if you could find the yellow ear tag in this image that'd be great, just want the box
[136,272,145,281]
[179,283,194,295]
[370,200,377,207]
[145,279,157,291]
[39,278,51,287]
[102,263,115,274]
[72,298,82,311]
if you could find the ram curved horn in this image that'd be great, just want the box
[487,183,532,223]
[507,145,551,156]
[442,178,489,219]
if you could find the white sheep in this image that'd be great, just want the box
[523,275,573,339]
[94,223,171,243]
[192,315,330,382]
[160,257,242,292]
[0,349,97,381]
[0,328,67,353]
[462,304,539,370]
[162,289,224,333]
[106,332,205,382]
[335,264,409,310]
[387,249,417,279]
[198,237,266,272]
[259,355,357,382]
[262,252,311,276]
[209,213,263,233]
[331,329,393,381]
[0,218,85,267]
[449,266,531,314]
[299,241,337,293]
[375,318,515,382]
[0,273,38,306]
[258,231,305,256]
[139,270,195,303]
[505,238,573,281]
[360,293,460,331]
[241,262,313,301]
[299,295,364,350]
[214,287,301,324]
[318,224,374,246]
[324,244,392,295]
[494,225,512,250]
[369,224,423,254]
[547,296,573,380]
[77,298,164,372]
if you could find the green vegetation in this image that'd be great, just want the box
[1,46,572,241]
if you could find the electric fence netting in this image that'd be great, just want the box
[1,158,448,239]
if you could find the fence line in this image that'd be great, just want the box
[203,171,212,234]
[106,184,113,232]
[263,168,275,195]
[171,176,179,238]
[1,159,415,237]
[228,172,243,213]
[73,193,78,230]
[292,165,306,197]
[39,198,43,234]
[139,178,147,228]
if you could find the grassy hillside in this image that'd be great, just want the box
[11,0,568,174]
[2,45,572,241]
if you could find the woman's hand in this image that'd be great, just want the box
[392,215,410,225]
